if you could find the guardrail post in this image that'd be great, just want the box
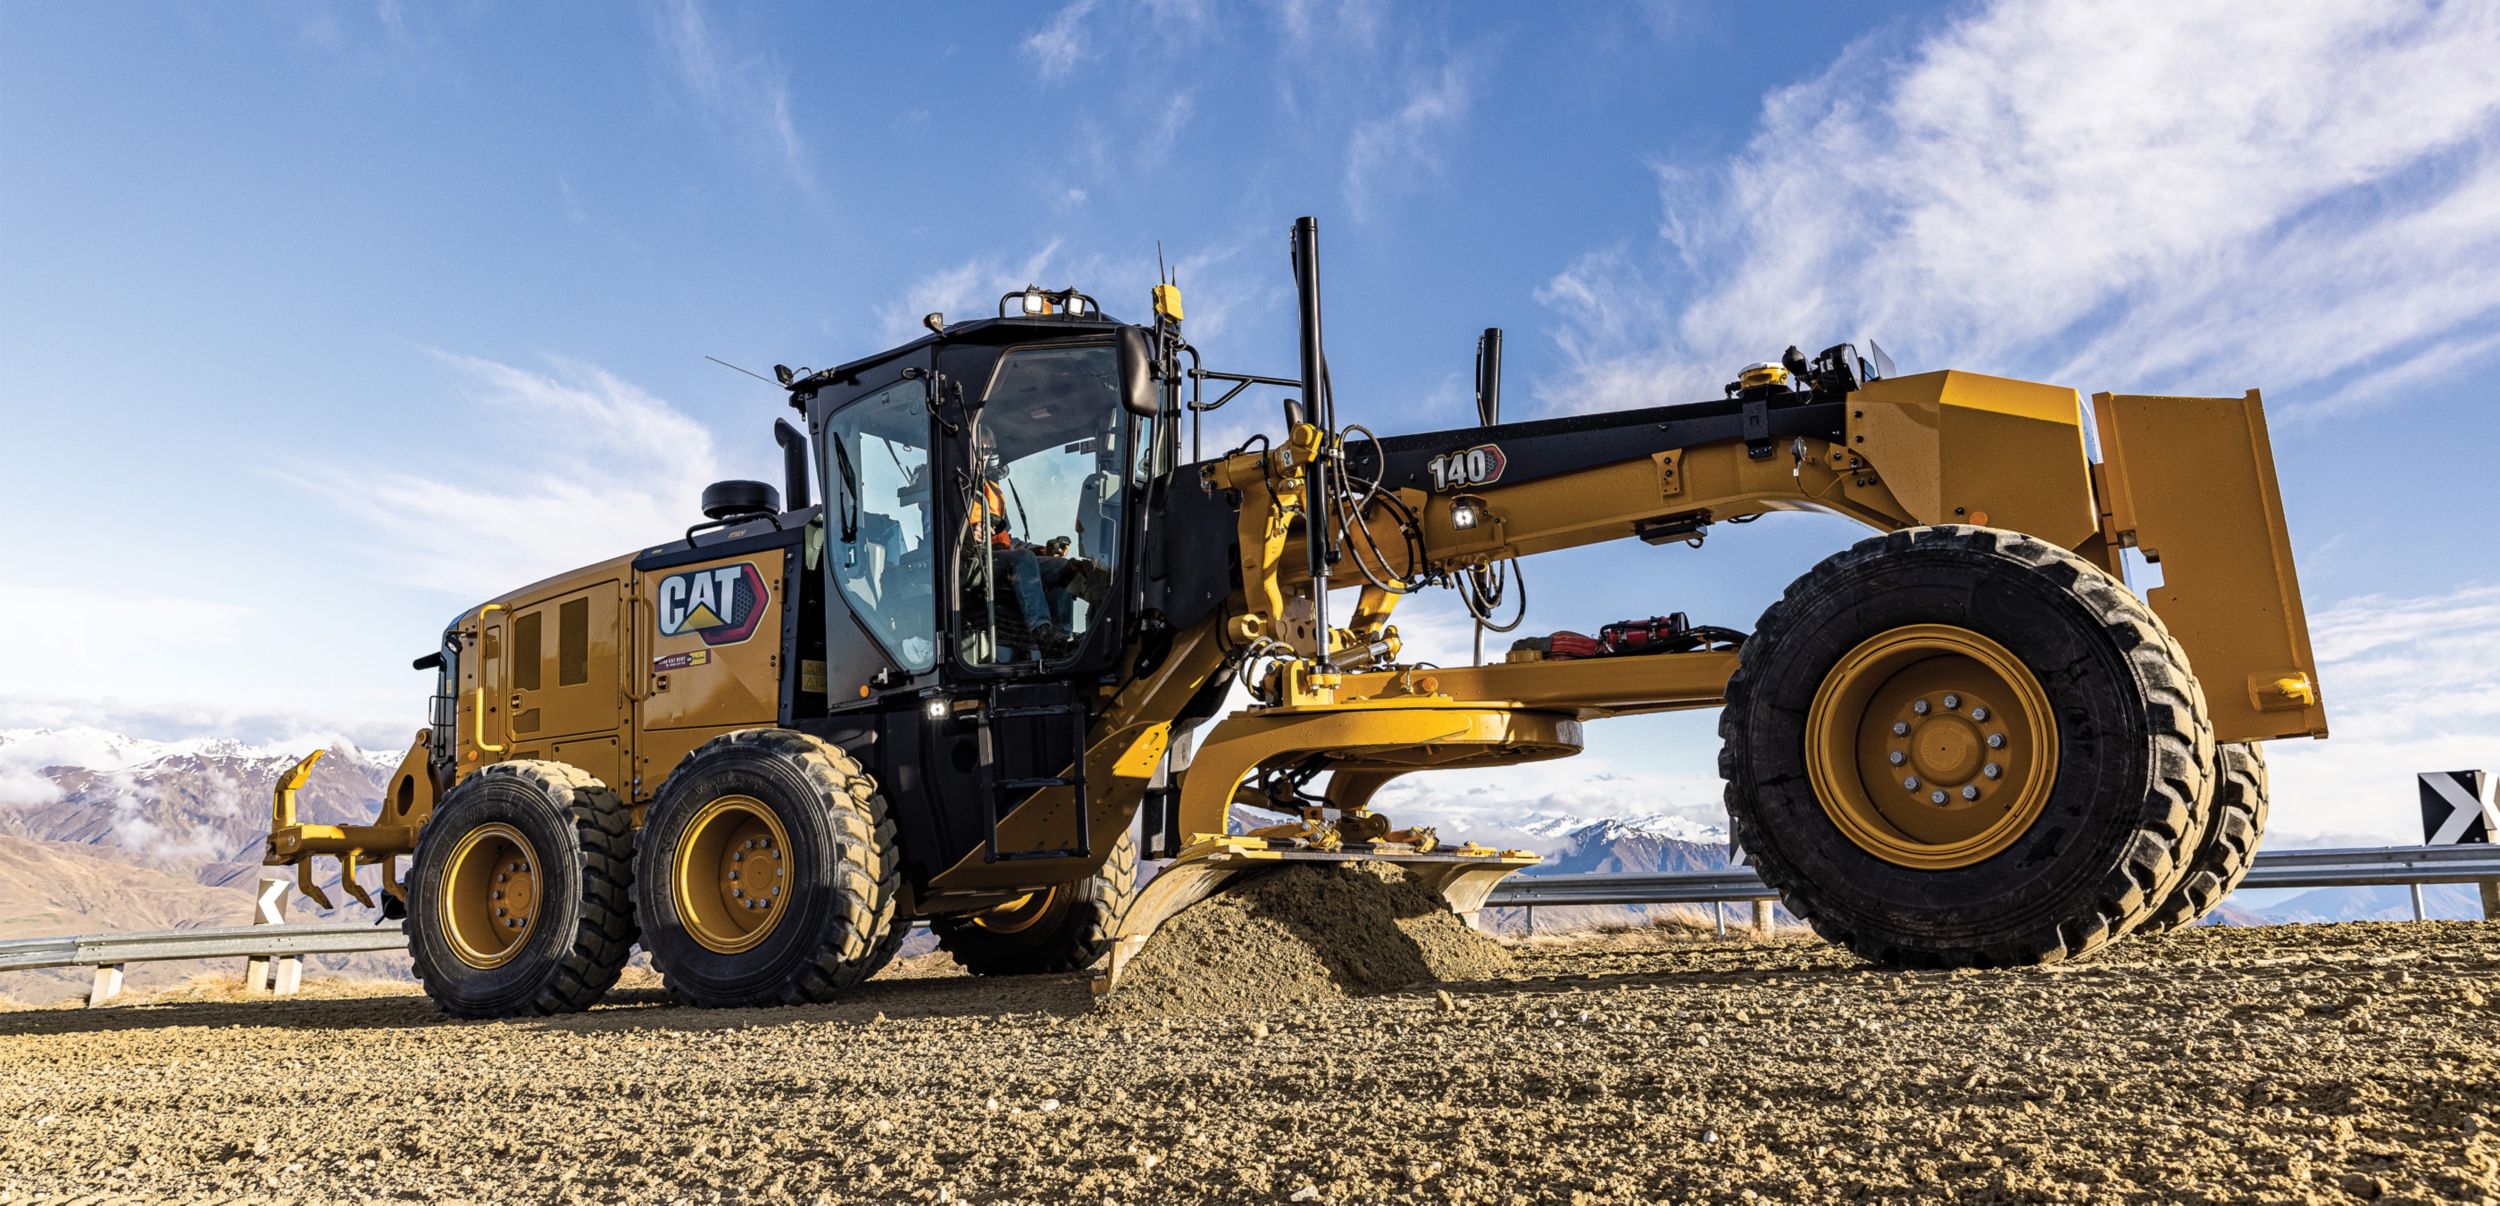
[245,876,301,997]
[2483,879,2499,921]
[1752,900,1773,936]
[1712,901,1726,938]
[87,963,124,1007]
[2410,883,2426,922]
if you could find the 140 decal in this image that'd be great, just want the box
[1426,443,1506,492]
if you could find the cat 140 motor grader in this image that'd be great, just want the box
[266,216,2325,1015]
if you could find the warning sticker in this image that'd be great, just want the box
[651,649,714,674]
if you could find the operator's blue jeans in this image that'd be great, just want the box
[999,546,1053,630]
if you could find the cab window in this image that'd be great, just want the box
[958,343,1129,666]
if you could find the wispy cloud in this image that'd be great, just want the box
[288,353,723,600]
[1343,52,1480,221]
[652,0,812,193]
[874,241,1068,346]
[2267,582,2500,843]
[1536,0,2500,416]
[0,587,258,686]
[1023,0,1100,82]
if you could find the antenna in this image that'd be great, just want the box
[705,355,777,386]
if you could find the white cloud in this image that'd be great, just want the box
[875,241,1066,345]
[1274,0,1387,52]
[1023,0,1099,81]
[286,353,722,600]
[0,590,261,723]
[653,0,811,192]
[1538,0,2500,415]
[2267,583,2500,844]
[873,236,1259,349]
[1344,53,1480,221]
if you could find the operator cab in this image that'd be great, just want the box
[791,295,1166,704]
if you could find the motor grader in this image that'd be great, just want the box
[266,217,2326,1016]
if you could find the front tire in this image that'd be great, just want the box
[634,729,901,1007]
[1720,526,2215,968]
[405,761,637,1018]
[2141,743,2269,932]
[931,832,1136,975]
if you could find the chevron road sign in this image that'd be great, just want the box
[2419,769,2493,846]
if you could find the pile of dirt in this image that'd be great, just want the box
[1099,860,1513,1016]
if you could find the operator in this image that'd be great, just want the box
[967,422,1077,656]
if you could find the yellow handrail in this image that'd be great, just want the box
[473,603,507,754]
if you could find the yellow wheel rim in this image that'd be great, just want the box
[440,823,541,969]
[969,886,1060,935]
[674,795,791,954]
[1805,624,2059,870]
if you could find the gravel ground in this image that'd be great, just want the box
[1,921,2494,1204]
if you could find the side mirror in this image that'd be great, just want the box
[1117,326,1161,418]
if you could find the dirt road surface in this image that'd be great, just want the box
[3,921,2494,1204]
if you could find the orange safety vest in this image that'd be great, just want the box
[971,480,1013,548]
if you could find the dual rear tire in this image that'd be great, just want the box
[403,730,904,1015]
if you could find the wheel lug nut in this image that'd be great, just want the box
[1888,751,1906,766]
[496,873,507,883]
[1902,776,1920,791]
[1912,700,1931,715]
[1986,734,2006,749]
[1891,721,1910,736]
[1961,785,1980,800]
[1942,694,1960,710]
[492,890,503,900]
[732,887,745,898]
[1971,706,1989,721]
[769,885,780,897]
[1984,763,2002,779]
[495,907,506,917]
[733,851,744,862]
[1929,790,1948,805]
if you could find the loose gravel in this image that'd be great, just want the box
[1100,862,1513,1016]
[1,921,2494,1203]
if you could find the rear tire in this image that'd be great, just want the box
[1720,526,2215,968]
[405,761,636,1018]
[931,832,1136,975]
[634,729,902,1007]
[2141,743,2269,932]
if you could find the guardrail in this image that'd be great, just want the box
[1484,843,2500,926]
[5,846,2491,1007]
[0,922,407,1007]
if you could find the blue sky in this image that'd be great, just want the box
[3,0,2496,845]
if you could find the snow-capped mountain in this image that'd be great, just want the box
[0,727,406,1002]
